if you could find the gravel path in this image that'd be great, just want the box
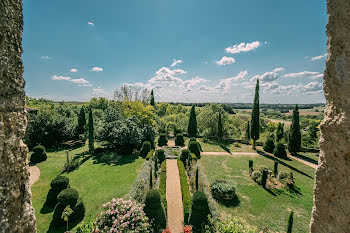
[166,159,184,233]
[29,165,40,186]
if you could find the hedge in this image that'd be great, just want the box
[140,141,151,158]
[189,191,210,231]
[158,133,168,147]
[159,161,167,212]
[175,133,185,146]
[177,158,191,224]
[144,189,167,230]
[188,141,201,159]
[156,149,166,163]
[145,150,155,160]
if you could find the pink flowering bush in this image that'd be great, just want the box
[93,198,151,232]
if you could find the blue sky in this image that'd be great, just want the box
[23,0,328,103]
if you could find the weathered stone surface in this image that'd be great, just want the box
[310,0,350,232]
[0,0,36,232]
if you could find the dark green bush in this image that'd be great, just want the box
[144,189,166,229]
[189,191,210,231]
[51,176,70,191]
[52,203,66,226]
[188,141,201,159]
[180,149,190,164]
[263,138,275,153]
[175,133,185,146]
[71,197,86,222]
[52,197,85,226]
[156,149,166,163]
[258,165,269,174]
[278,171,289,180]
[190,137,202,151]
[57,188,79,206]
[145,150,154,160]
[261,170,268,188]
[158,133,168,147]
[140,141,151,158]
[251,170,262,184]
[249,160,253,173]
[30,145,47,164]
[210,180,236,201]
[273,142,287,158]
[178,159,191,224]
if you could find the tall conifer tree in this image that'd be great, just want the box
[275,122,284,142]
[245,121,250,140]
[217,112,224,139]
[188,105,197,137]
[76,106,86,135]
[150,89,155,106]
[250,79,260,149]
[88,107,94,153]
[288,105,301,153]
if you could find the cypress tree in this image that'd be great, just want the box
[287,211,294,233]
[149,167,153,189]
[275,122,284,142]
[250,79,260,149]
[245,121,250,140]
[88,107,94,153]
[188,105,197,138]
[76,106,86,135]
[154,155,158,178]
[217,112,223,139]
[288,105,301,153]
[150,89,155,106]
[195,167,199,191]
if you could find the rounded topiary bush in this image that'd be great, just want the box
[180,149,190,164]
[273,142,287,158]
[263,138,275,153]
[30,145,47,164]
[175,133,185,146]
[140,141,151,158]
[251,170,262,184]
[210,180,236,201]
[158,133,168,147]
[188,141,201,159]
[258,165,269,174]
[144,189,166,230]
[71,197,85,222]
[51,176,70,191]
[189,191,210,231]
[156,149,166,163]
[57,188,79,206]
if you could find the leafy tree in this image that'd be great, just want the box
[188,105,197,137]
[275,122,284,142]
[245,121,250,140]
[122,101,155,125]
[250,79,260,149]
[287,211,294,233]
[76,106,86,136]
[288,105,301,153]
[114,84,150,104]
[217,112,224,139]
[150,89,155,106]
[88,107,94,153]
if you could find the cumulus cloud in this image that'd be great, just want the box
[92,88,110,97]
[310,73,324,79]
[304,81,323,91]
[51,75,92,86]
[182,76,208,88]
[88,22,94,26]
[41,56,52,60]
[216,56,236,66]
[171,59,183,67]
[70,69,78,72]
[51,75,71,80]
[90,67,103,72]
[70,78,90,84]
[311,53,327,61]
[149,67,186,84]
[225,41,261,54]
[199,86,210,91]
[282,71,320,78]
[215,70,248,90]
[250,67,284,83]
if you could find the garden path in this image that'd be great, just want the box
[166,159,184,233]
[29,165,40,186]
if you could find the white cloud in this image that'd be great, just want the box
[171,59,183,67]
[92,88,109,97]
[51,75,92,87]
[149,67,186,84]
[70,78,90,84]
[310,73,324,79]
[304,81,323,91]
[90,67,103,72]
[215,70,248,90]
[51,75,71,81]
[88,22,94,26]
[216,56,236,66]
[251,67,284,83]
[311,53,327,61]
[282,71,320,78]
[225,41,261,54]
[273,67,285,72]
[70,69,78,72]
[182,76,208,88]
[199,86,210,91]
[41,56,52,60]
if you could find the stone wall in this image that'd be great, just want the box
[310,0,350,232]
[0,1,36,232]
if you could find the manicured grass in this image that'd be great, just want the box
[177,158,191,223]
[199,153,315,233]
[185,138,256,153]
[31,145,144,233]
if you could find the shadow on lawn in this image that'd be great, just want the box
[292,153,318,165]
[256,150,313,179]
[217,196,240,207]
[92,153,139,166]
[47,218,83,233]
[204,138,232,154]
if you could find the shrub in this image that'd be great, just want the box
[57,188,79,206]
[159,161,167,211]
[263,138,275,153]
[210,180,236,201]
[178,159,191,223]
[190,137,202,151]
[75,221,95,233]
[95,198,150,232]
[181,149,190,164]
[99,152,115,164]
[278,171,289,180]
[189,191,210,231]
[144,189,167,230]
[51,176,70,191]
[71,197,85,222]
[158,133,168,147]
[63,158,80,172]
[175,133,185,146]
[251,170,262,184]
[258,165,269,174]
[216,218,257,233]
[261,170,268,188]
[30,145,47,164]
[274,142,287,158]
[156,149,166,163]
[145,150,154,160]
[188,141,201,159]
[140,141,151,158]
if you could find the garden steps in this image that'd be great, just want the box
[166,159,184,233]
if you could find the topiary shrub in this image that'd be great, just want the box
[144,189,167,230]
[46,176,70,206]
[273,142,287,158]
[158,133,168,147]
[71,197,85,222]
[190,137,202,151]
[251,170,262,184]
[258,165,269,174]
[140,141,151,158]
[145,150,154,160]
[156,149,166,163]
[261,170,268,188]
[180,149,190,164]
[210,180,236,201]
[175,133,185,146]
[188,141,201,159]
[30,145,47,164]
[263,138,275,153]
[57,188,79,206]
[189,191,210,231]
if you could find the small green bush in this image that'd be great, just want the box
[210,180,236,201]
[158,133,168,147]
[263,138,275,153]
[140,141,151,158]
[145,149,154,160]
[278,171,289,180]
[175,133,185,146]
[274,142,287,158]
[258,165,269,174]
[144,189,167,229]
[251,170,262,184]
[63,158,80,172]
[189,191,210,231]
[57,188,79,206]
[188,141,201,159]
[180,149,190,164]
[30,145,47,164]
[156,149,166,163]
[51,176,70,191]
[99,152,115,164]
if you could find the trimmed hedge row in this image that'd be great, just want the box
[144,189,167,230]
[177,158,191,224]
[159,161,167,212]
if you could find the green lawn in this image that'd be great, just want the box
[199,153,315,232]
[185,138,256,153]
[31,145,144,233]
